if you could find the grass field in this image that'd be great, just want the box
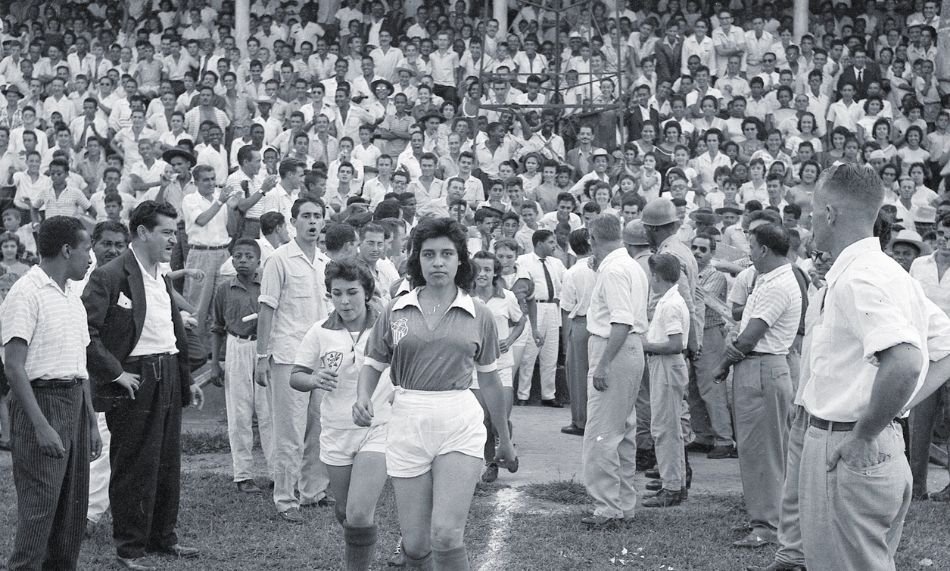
[1,463,948,569]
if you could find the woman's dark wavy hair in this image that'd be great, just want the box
[406,217,473,289]
[471,250,502,288]
[324,257,376,302]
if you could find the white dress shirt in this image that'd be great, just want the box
[181,191,231,246]
[129,247,179,357]
[802,238,950,421]
[516,251,566,303]
[586,247,649,338]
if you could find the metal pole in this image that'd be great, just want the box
[235,0,250,59]
[494,0,507,39]
[793,0,809,42]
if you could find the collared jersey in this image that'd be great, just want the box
[477,288,523,370]
[295,310,393,429]
[560,258,597,319]
[365,288,500,391]
[0,266,90,380]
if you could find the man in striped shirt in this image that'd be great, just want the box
[2,216,98,570]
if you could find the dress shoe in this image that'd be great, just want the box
[645,479,662,492]
[153,544,200,558]
[685,441,713,453]
[746,562,807,571]
[581,514,623,529]
[635,448,656,472]
[931,483,950,502]
[301,496,335,508]
[279,508,304,524]
[645,467,660,479]
[707,445,738,459]
[733,532,775,548]
[236,480,263,494]
[642,488,684,508]
[560,424,585,436]
[515,399,529,406]
[116,556,157,570]
[481,463,499,483]
[541,399,563,408]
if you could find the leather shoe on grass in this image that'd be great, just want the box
[515,399,529,406]
[153,544,200,558]
[560,424,585,436]
[645,479,662,492]
[645,467,660,479]
[541,399,563,408]
[582,514,623,529]
[236,480,262,494]
[642,488,685,507]
[481,463,499,483]
[116,556,157,570]
[279,508,304,524]
[707,445,738,459]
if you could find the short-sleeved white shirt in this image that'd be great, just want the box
[738,263,802,355]
[587,246,649,338]
[646,286,690,349]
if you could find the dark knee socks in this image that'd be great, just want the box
[343,523,377,571]
[433,545,470,570]
[404,547,434,570]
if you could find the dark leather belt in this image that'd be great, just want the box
[538,299,560,304]
[32,378,83,389]
[747,351,780,357]
[810,416,857,431]
[189,244,230,251]
[228,331,257,341]
[125,352,176,364]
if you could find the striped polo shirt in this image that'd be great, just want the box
[365,288,499,391]
[0,266,90,380]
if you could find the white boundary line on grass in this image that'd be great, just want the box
[476,486,525,571]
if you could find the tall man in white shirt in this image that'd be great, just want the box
[516,229,566,407]
[180,165,237,332]
[255,196,331,523]
[581,214,649,529]
[796,164,950,570]
[715,223,801,549]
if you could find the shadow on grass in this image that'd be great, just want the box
[181,430,231,455]
[500,480,950,571]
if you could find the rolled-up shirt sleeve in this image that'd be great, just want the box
[924,297,950,361]
[258,254,284,310]
[602,267,639,327]
[843,278,923,364]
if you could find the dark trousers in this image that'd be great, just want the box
[432,84,458,105]
[909,385,945,496]
[9,383,89,571]
[106,355,182,559]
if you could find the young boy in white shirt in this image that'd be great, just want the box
[641,253,691,508]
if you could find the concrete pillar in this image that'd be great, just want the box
[493,0,507,39]
[793,0,809,42]
[235,0,250,58]
[937,0,950,85]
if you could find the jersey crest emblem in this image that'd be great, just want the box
[391,318,409,346]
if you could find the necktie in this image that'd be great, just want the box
[539,257,555,302]
[857,69,862,85]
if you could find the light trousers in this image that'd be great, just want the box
[518,302,559,401]
[183,248,229,332]
[583,334,644,519]
[87,412,111,523]
[565,316,589,428]
[800,422,911,571]
[267,363,329,512]
[733,354,793,540]
[689,325,734,446]
[649,353,689,490]
[225,335,274,482]
[774,405,807,567]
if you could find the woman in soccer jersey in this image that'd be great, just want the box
[354,217,516,570]
[470,251,526,483]
[290,259,392,571]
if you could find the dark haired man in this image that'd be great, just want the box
[83,201,204,570]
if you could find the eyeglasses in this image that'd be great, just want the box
[763,58,776,63]
[690,245,709,253]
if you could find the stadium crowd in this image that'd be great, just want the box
[2,0,950,570]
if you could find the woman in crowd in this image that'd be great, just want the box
[355,217,515,570]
